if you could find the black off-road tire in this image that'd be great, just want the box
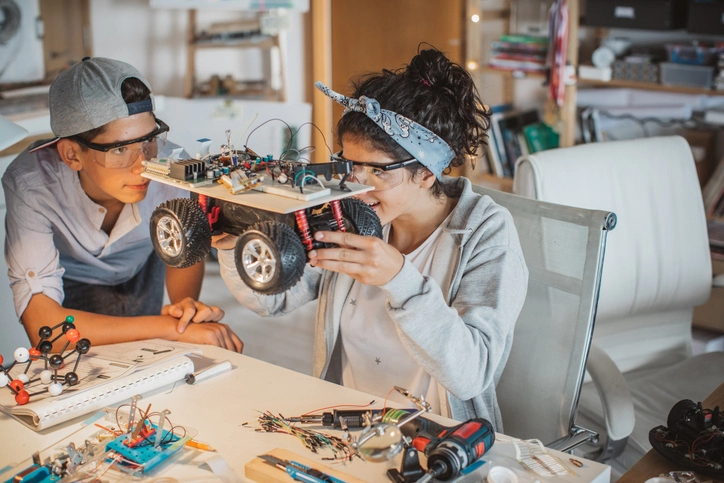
[340,197,383,238]
[150,198,211,268]
[667,399,698,429]
[234,221,306,295]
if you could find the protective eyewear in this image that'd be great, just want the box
[73,119,169,169]
[331,151,418,191]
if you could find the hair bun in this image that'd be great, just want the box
[406,49,467,100]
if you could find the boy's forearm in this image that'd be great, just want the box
[165,261,205,303]
[22,294,179,349]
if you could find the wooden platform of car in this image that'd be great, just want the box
[142,172,374,214]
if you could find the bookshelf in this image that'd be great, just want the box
[463,0,579,190]
[466,0,579,149]
[184,10,286,101]
[578,78,724,97]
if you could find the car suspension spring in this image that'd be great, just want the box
[330,200,346,232]
[295,210,313,250]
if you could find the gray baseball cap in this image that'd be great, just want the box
[32,57,155,152]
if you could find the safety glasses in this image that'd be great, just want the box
[73,118,169,169]
[331,151,419,191]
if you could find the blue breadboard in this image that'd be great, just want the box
[106,428,186,472]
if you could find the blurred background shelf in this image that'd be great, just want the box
[578,77,724,96]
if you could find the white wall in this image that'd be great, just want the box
[88,0,306,103]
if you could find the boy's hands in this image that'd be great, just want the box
[307,231,404,286]
[162,297,242,353]
[162,297,224,333]
[176,322,243,353]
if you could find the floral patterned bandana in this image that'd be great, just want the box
[315,81,455,180]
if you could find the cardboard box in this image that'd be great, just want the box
[693,258,724,332]
[683,129,719,188]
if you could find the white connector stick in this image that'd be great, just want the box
[185,360,232,385]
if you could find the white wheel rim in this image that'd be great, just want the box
[242,238,276,284]
[156,215,183,257]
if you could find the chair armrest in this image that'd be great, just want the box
[586,344,635,443]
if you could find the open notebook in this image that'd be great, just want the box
[0,339,198,431]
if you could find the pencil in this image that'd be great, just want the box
[185,439,216,451]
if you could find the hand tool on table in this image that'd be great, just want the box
[259,454,347,483]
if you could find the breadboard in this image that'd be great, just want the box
[244,447,366,483]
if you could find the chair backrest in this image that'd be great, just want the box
[513,136,712,375]
[474,185,614,444]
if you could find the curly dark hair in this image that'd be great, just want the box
[74,77,152,150]
[337,49,490,198]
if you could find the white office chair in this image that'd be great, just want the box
[473,185,616,451]
[513,136,724,474]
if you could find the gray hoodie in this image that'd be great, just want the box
[218,176,528,431]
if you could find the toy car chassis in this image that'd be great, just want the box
[142,147,382,295]
[648,399,724,479]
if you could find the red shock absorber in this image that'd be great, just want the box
[295,209,313,251]
[199,194,219,228]
[330,200,346,232]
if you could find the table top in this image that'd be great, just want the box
[618,381,724,483]
[0,345,611,482]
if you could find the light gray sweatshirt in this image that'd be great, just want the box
[218,177,528,431]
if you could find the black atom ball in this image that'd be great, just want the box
[65,372,79,386]
[49,354,63,369]
[38,341,53,354]
[76,339,91,354]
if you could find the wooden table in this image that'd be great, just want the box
[618,381,724,483]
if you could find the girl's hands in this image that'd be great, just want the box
[308,231,404,286]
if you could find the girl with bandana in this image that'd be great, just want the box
[216,49,528,431]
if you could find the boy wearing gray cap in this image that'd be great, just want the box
[3,57,242,352]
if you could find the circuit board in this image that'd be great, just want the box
[143,170,374,214]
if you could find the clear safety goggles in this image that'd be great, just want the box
[331,151,419,191]
[72,118,169,169]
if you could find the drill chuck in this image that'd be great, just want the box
[427,442,466,480]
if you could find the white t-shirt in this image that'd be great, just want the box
[340,215,452,415]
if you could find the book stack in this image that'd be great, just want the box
[485,108,559,178]
[488,35,548,74]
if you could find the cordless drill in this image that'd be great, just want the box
[383,412,494,483]
[418,418,494,482]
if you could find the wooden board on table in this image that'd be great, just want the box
[245,447,366,483]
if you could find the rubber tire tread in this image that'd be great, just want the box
[340,197,383,238]
[234,221,306,295]
[150,198,211,268]
[667,399,698,429]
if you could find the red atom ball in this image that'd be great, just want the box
[29,348,41,359]
[9,380,24,392]
[15,390,29,405]
[65,328,81,343]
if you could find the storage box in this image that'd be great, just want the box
[666,43,720,66]
[693,258,724,332]
[585,0,688,30]
[687,0,724,35]
[660,62,715,88]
